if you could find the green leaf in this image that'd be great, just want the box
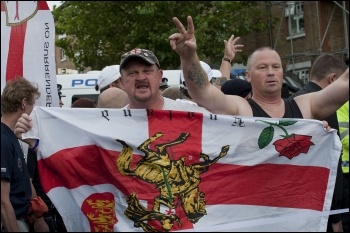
[258,126,274,149]
[278,120,298,126]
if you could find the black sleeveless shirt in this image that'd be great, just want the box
[248,98,303,118]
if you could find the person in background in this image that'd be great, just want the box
[95,65,121,93]
[199,61,222,86]
[25,85,68,232]
[288,53,347,232]
[97,87,129,108]
[161,86,197,106]
[26,149,67,232]
[159,77,170,91]
[221,78,252,99]
[57,84,65,107]
[71,98,97,108]
[162,86,190,101]
[337,101,349,232]
[212,76,229,90]
[1,77,49,232]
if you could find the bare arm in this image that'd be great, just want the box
[1,180,21,232]
[169,16,252,116]
[295,68,349,120]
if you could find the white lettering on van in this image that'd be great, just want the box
[72,79,98,87]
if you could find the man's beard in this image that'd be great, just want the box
[134,92,152,103]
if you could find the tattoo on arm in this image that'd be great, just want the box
[188,63,206,88]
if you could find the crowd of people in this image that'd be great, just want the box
[1,14,349,232]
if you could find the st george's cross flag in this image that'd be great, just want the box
[1,1,59,107]
[23,107,341,232]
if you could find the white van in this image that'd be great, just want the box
[57,73,100,107]
[162,70,182,86]
[56,70,182,107]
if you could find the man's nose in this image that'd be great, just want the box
[135,72,147,79]
[266,67,275,76]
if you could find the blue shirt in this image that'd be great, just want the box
[1,122,31,219]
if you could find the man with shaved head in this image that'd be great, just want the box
[97,87,129,108]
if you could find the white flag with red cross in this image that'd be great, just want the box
[1,1,58,107]
[24,107,340,232]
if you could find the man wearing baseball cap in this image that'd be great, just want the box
[119,48,160,71]
[118,48,210,112]
[95,65,121,93]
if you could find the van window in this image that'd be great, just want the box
[72,94,99,107]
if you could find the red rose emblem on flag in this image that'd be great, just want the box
[273,134,315,159]
[257,120,315,159]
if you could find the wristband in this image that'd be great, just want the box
[29,139,39,152]
[222,57,231,64]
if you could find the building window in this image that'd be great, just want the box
[285,1,305,36]
[61,48,66,61]
[287,68,309,85]
[286,61,311,85]
[296,69,309,84]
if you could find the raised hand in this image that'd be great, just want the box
[169,16,197,59]
[14,113,36,147]
[223,35,243,62]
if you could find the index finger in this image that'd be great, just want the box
[172,17,186,34]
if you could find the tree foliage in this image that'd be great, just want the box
[53,1,271,70]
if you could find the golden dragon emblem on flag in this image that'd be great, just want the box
[116,132,230,232]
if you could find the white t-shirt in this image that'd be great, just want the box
[175,98,198,106]
[123,97,211,114]
[163,97,210,113]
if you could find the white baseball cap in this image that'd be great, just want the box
[98,65,120,90]
[199,61,222,81]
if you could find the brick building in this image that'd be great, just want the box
[241,1,349,84]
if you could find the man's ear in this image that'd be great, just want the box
[119,77,125,89]
[21,98,27,110]
[328,73,337,84]
[245,70,251,82]
[158,69,163,82]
